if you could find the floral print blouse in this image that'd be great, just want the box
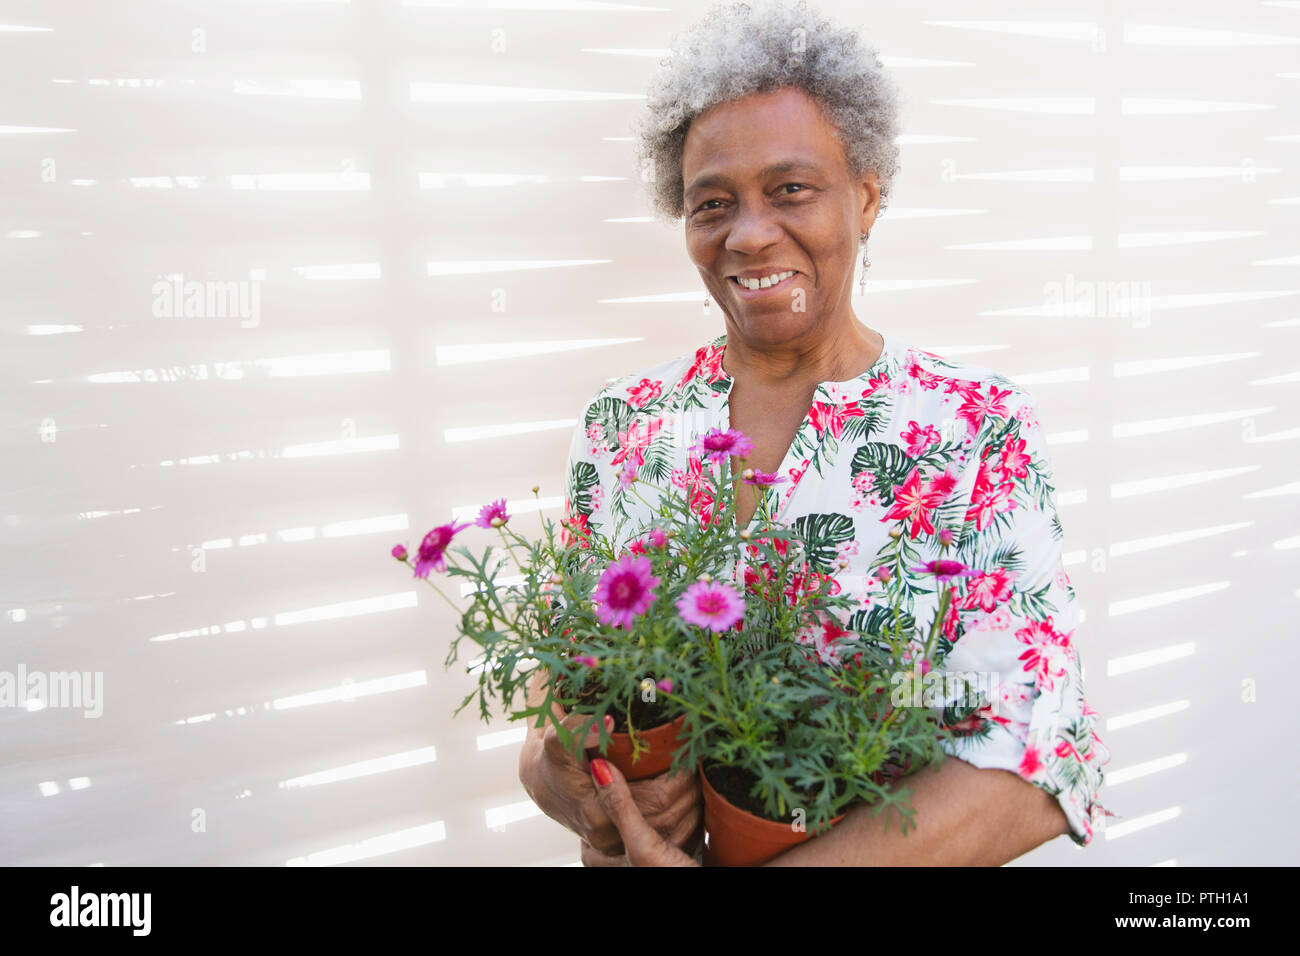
[562,328,1113,848]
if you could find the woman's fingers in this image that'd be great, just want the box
[589,758,697,867]
[579,839,630,867]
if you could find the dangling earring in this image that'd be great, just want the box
[858,233,871,296]
[703,290,711,315]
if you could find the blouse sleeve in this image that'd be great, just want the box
[937,387,1113,847]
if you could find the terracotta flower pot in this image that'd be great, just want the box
[700,763,847,867]
[592,713,688,781]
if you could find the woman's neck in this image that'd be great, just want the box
[721,318,882,389]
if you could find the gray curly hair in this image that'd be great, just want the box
[633,0,903,227]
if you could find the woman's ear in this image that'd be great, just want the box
[858,170,882,236]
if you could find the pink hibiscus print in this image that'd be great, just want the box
[901,420,942,457]
[881,466,959,539]
[957,384,1014,439]
[627,377,663,408]
[1015,616,1074,692]
[959,567,1018,613]
[808,400,865,439]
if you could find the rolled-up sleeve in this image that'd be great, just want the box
[938,388,1113,847]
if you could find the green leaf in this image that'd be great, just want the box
[567,461,600,516]
[790,512,856,572]
[584,396,635,453]
[850,442,917,505]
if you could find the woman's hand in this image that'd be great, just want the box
[519,709,703,859]
[587,758,700,867]
[519,710,623,853]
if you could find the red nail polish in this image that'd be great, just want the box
[590,758,613,788]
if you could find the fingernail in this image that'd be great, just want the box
[590,758,613,788]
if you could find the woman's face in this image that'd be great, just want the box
[680,86,880,352]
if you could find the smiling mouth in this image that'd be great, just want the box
[728,271,800,295]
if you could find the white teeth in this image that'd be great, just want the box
[735,270,794,290]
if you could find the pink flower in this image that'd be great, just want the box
[574,655,599,668]
[808,401,864,439]
[618,458,638,488]
[795,615,853,665]
[656,678,674,693]
[965,457,1018,532]
[474,498,510,529]
[882,466,959,539]
[391,544,408,561]
[960,568,1017,613]
[610,417,663,470]
[901,421,942,457]
[646,527,668,548]
[414,521,470,578]
[998,435,1032,481]
[1016,616,1073,692]
[676,580,745,632]
[627,377,663,408]
[957,385,1014,439]
[1018,743,1044,779]
[742,469,787,486]
[677,343,727,389]
[593,554,659,629]
[690,427,754,464]
[910,558,978,586]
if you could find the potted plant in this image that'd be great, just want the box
[390,426,977,862]
[660,566,963,866]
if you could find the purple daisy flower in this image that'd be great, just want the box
[618,458,638,488]
[475,498,510,529]
[676,580,745,632]
[592,554,660,629]
[414,521,470,578]
[690,427,754,464]
[742,468,788,487]
[909,558,978,586]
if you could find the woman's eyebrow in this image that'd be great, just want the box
[685,161,823,197]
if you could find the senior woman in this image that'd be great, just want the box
[518,0,1111,866]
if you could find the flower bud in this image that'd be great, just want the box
[490,516,504,528]
[697,572,712,583]
[739,529,751,540]
[742,468,755,480]
[391,544,408,561]
[531,485,539,494]
[548,572,563,585]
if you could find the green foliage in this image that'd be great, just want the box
[849,442,916,505]
[399,441,962,842]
